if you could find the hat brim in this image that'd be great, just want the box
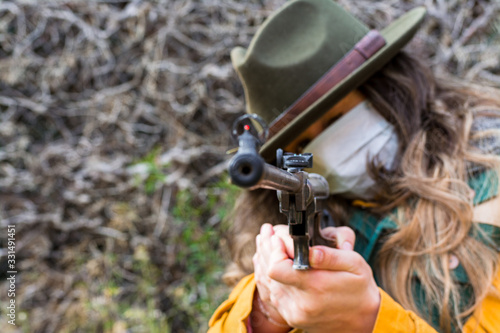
[258,6,427,162]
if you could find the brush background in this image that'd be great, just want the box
[0,0,499,332]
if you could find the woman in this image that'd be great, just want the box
[209,0,500,332]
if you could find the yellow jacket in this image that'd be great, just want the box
[209,170,500,332]
[208,269,500,332]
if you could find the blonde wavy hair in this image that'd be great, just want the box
[224,52,500,333]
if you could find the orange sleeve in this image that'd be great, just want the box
[209,270,500,332]
[208,274,303,333]
[463,269,500,333]
[208,274,256,333]
[372,269,500,333]
[372,288,438,333]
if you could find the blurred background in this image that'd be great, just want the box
[0,0,499,332]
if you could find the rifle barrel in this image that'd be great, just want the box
[229,151,301,192]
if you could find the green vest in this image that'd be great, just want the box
[348,170,500,331]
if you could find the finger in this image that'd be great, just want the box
[336,226,355,250]
[260,223,275,238]
[272,225,294,258]
[267,235,302,286]
[253,252,261,278]
[309,245,364,273]
[253,253,271,300]
[258,223,275,258]
[320,226,337,240]
[255,234,261,252]
[321,226,355,250]
[272,224,288,234]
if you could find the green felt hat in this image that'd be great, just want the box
[231,0,426,161]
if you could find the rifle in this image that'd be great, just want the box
[228,114,336,270]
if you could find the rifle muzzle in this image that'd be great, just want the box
[228,152,265,188]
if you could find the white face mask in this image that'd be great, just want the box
[303,101,398,200]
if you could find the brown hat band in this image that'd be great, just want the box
[268,30,386,139]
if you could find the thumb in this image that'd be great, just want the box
[309,245,363,273]
[267,235,300,286]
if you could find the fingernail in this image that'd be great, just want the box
[341,241,353,251]
[311,248,324,265]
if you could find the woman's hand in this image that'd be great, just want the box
[253,223,380,333]
[251,224,291,332]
